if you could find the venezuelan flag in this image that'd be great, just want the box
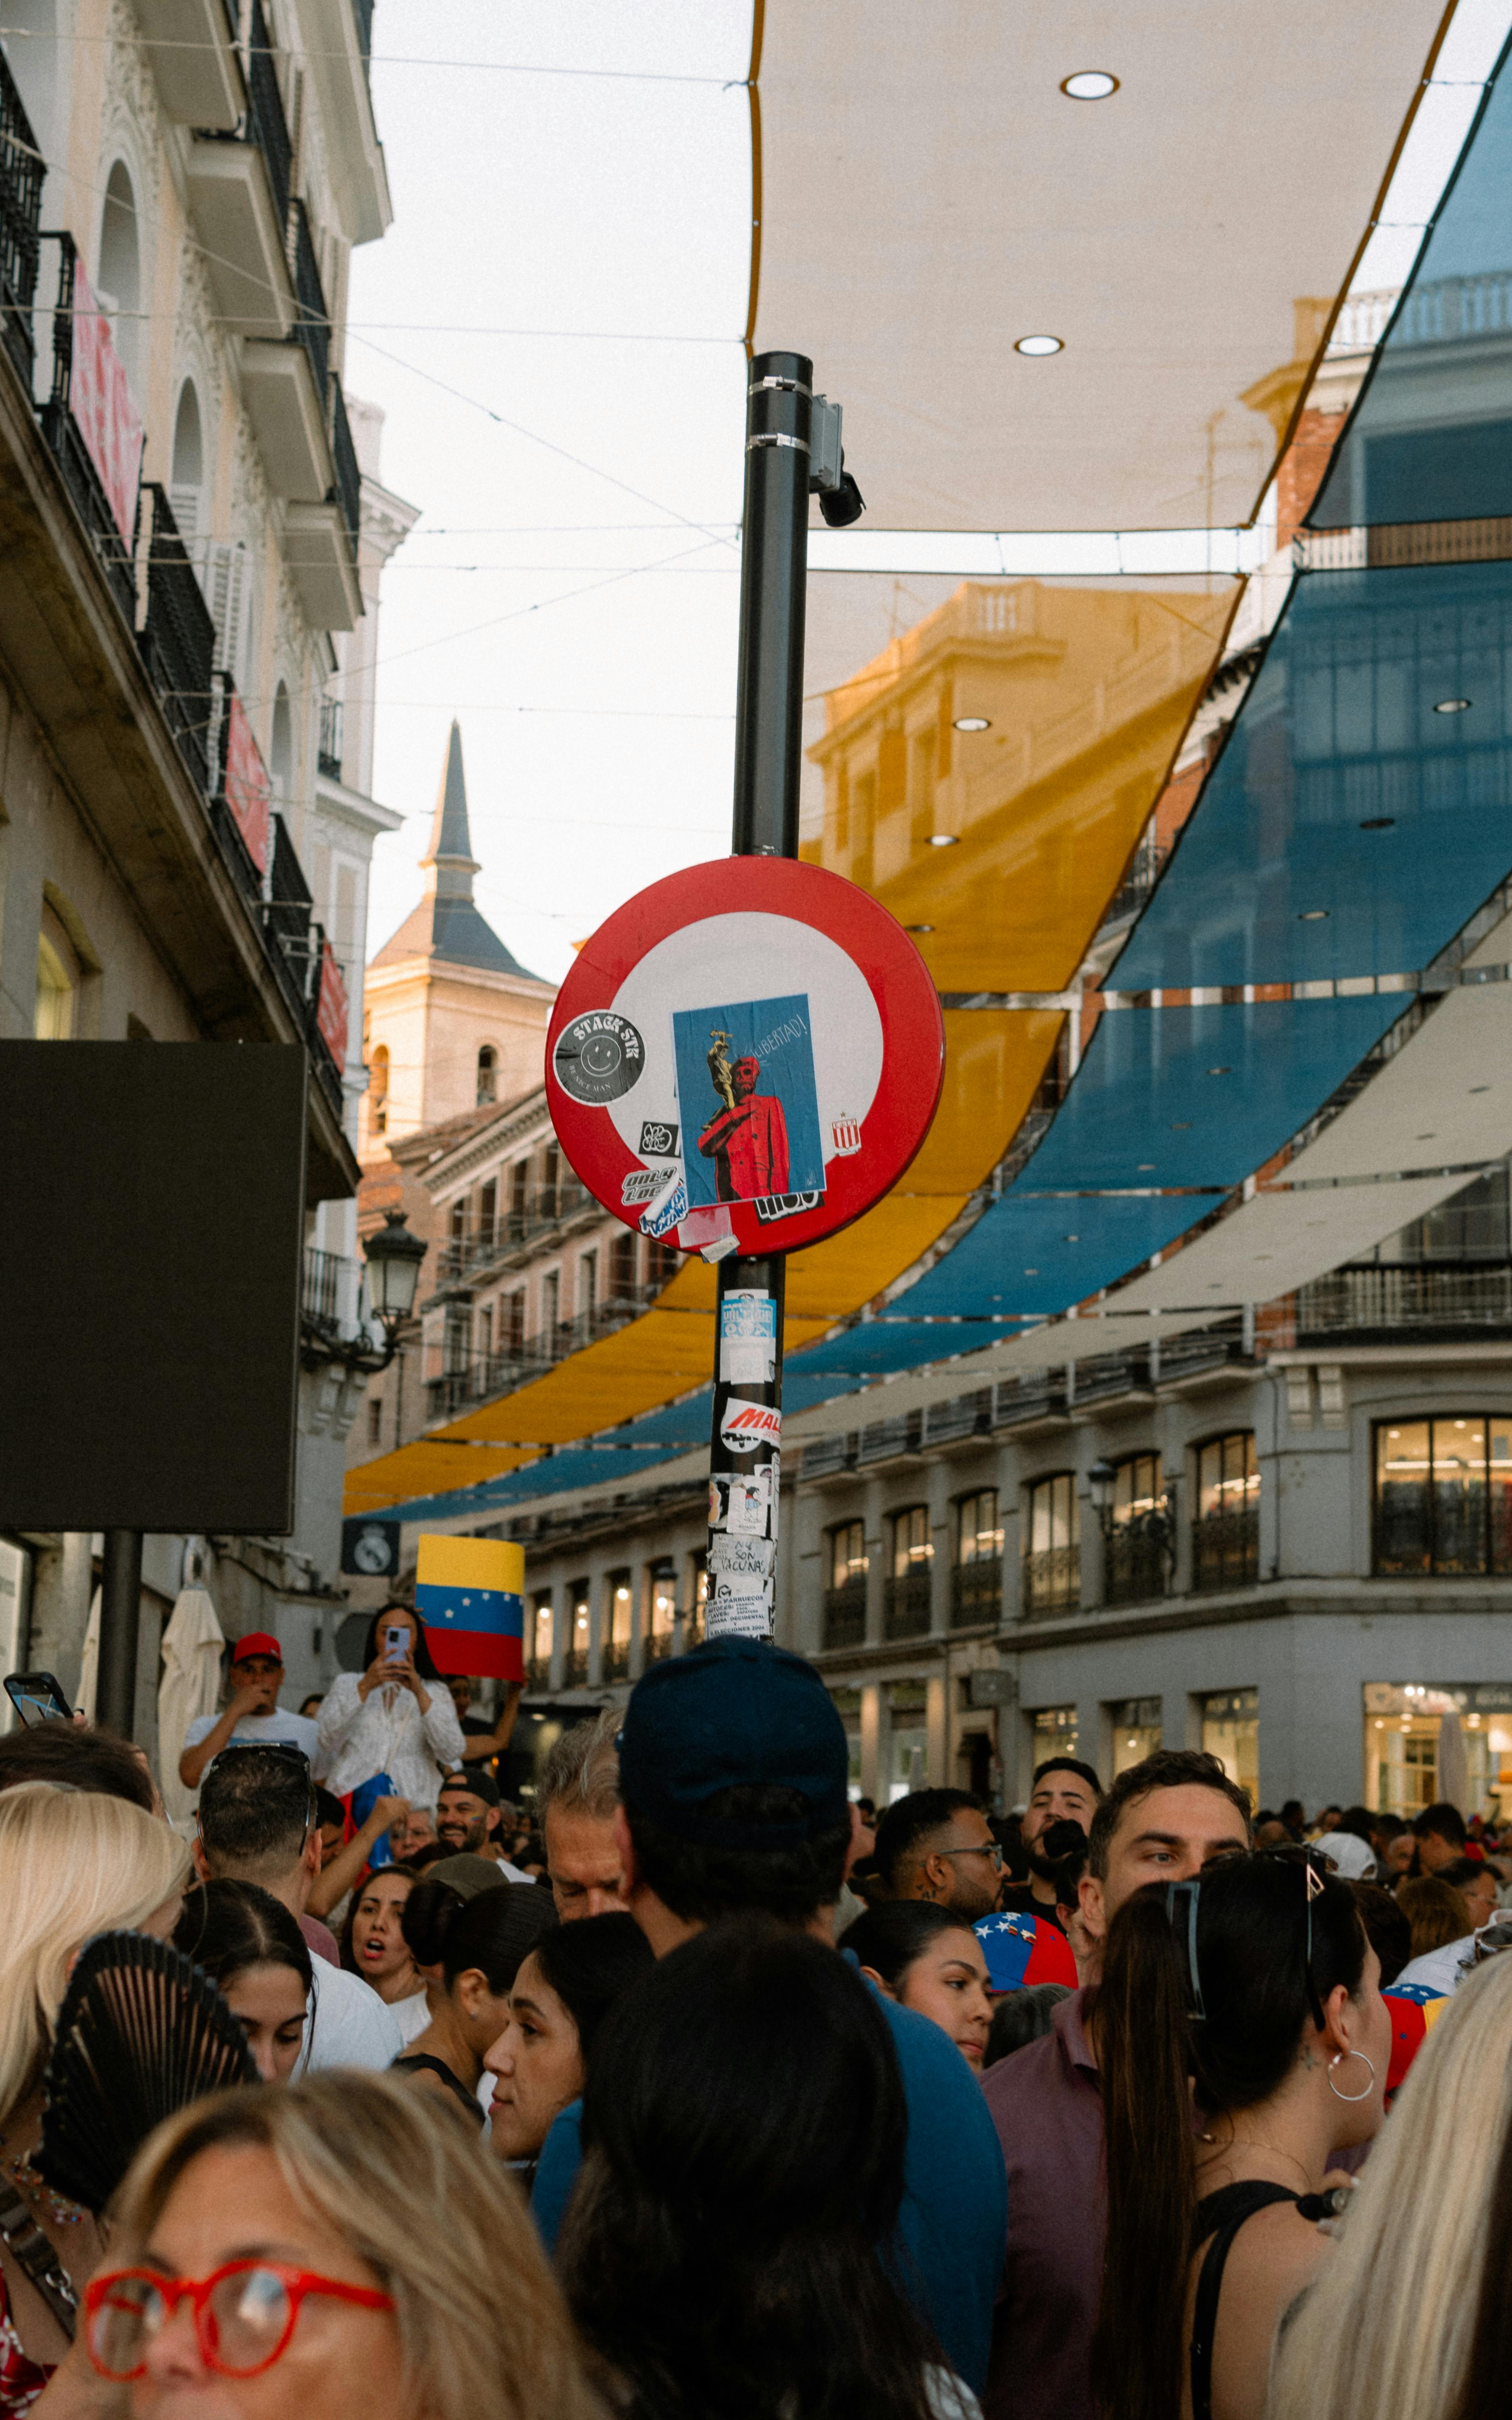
[415,1536,525,1684]
[974,1910,1079,1992]
[1382,1984,1449,2100]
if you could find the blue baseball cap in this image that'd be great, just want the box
[618,1637,850,1848]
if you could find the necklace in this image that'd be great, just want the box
[0,2138,83,2230]
[1196,2130,1314,2195]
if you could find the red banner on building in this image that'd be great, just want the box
[224,690,271,874]
[316,938,348,1066]
[71,265,143,544]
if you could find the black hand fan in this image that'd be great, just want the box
[36,1930,258,2215]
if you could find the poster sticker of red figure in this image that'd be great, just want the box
[673,994,825,1211]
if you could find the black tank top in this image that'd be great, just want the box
[1189,2180,1332,2420]
[390,2052,484,2125]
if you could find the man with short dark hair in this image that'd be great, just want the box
[996,1757,1102,1934]
[0,1719,156,1809]
[532,1640,1007,2398]
[873,1786,1005,1920]
[1412,1800,1468,1873]
[195,1745,401,2072]
[981,1747,1252,2420]
[435,1766,529,1873]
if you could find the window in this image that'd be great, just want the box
[478,1181,497,1251]
[1108,1696,1162,1777]
[1105,1452,1170,1606]
[442,1305,469,1376]
[269,682,293,804]
[369,1044,388,1135]
[1032,1704,1078,1761]
[476,1044,497,1106]
[508,1160,528,1232]
[1364,1683,1512,1819]
[1200,1688,1258,1803]
[502,1291,525,1358]
[610,1230,637,1298]
[528,1593,552,1685]
[541,1145,560,1220]
[579,1251,598,1323]
[1373,1417,1512,1575]
[885,1506,933,1640]
[475,1304,492,1364]
[604,1568,633,1681]
[540,1270,560,1338]
[647,1560,677,1663]
[566,1581,590,1684]
[34,910,78,1039]
[646,1238,677,1289]
[1193,1433,1260,1590]
[1025,1474,1079,1614]
[831,1684,863,1798]
[952,1488,1002,1629]
[367,1395,382,1447]
[888,1679,928,1801]
[824,1519,868,1650]
[169,379,204,539]
[98,160,141,399]
[448,1198,466,1245]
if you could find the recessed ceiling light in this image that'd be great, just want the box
[1137,1162,1156,1170]
[1023,1267,1039,1276]
[1064,1234,1079,1242]
[1298,908,1330,921]
[1360,816,1394,830]
[1207,1065,1232,1076]
[1170,1121,1191,1130]
[1015,334,1063,357]
[1434,696,1472,714]
[927,832,959,848]
[953,715,991,732]
[906,922,934,933]
[1061,70,1119,99]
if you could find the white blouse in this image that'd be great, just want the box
[314,1670,467,1810]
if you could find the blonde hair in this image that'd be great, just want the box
[1268,1953,1512,2420]
[0,1782,191,2117]
[108,2074,606,2420]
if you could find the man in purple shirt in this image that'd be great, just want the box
[981,1748,1252,2420]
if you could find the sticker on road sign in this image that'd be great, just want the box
[709,1532,775,1577]
[621,1167,664,1206]
[720,1289,777,1341]
[545,858,944,1258]
[552,1010,645,1106]
[710,1469,773,1535]
[719,1399,781,1456]
[638,1168,686,1239]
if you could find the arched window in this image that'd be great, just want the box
[170,380,204,538]
[97,161,141,399]
[476,1043,497,1105]
[270,681,293,802]
[369,1043,389,1135]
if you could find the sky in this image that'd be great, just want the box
[349,0,1512,989]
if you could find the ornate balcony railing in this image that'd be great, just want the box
[139,484,217,794]
[245,0,292,225]
[1023,1545,1079,1617]
[950,1558,1002,1630]
[288,199,330,399]
[318,693,344,778]
[601,1641,630,1684]
[883,1569,933,1642]
[38,237,137,624]
[822,1582,867,1651]
[0,41,41,386]
[1191,1507,1260,1592]
[329,373,360,554]
[563,1648,589,1687]
[1297,1260,1512,1341]
[1105,1520,1171,1608]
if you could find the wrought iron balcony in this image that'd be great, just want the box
[245,0,292,225]
[302,1247,365,1334]
[318,693,344,778]
[434,1180,596,1280]
[424,1291,667,1417]
[525,1656,551,1690]
[601,1641,630,1684]
[329,373,360,553]
[1105,1520,1171,1608]
[288,198,331,399]
[37,238,137,625]
[644,1629,675,1665]
[950,1558,1002,1629]
[1297,1260,1512,1343]
[1191,1507,1260,1593]
[883,1568,933,1641]
[139,484,217,794]
[822,1581,868,1651]
[1023,1545,1079,1617]
[0,42,40,386]
[563,1648,589,1687]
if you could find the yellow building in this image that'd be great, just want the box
[361,723,555,1150]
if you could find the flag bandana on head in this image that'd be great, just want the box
[1381,1983,1448,2100]
[974,1909,1079,1992]
[415,1535,525,1683]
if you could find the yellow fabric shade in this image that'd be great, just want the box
[750,0,1452,529]
[344,1442,541,1516]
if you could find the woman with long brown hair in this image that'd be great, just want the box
[1091,1852,1390,2420]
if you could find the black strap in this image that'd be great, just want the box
[1189,2183,1299,2420]
[391,2054,484,2125]
[0,2176,78,2342]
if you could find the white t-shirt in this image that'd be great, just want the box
[300,1957,404,2074]
[391,1990,431,2047]
[1393,1934,1476,1996]
[184,1708,322,1767]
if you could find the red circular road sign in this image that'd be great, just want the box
[546,858,944,1258]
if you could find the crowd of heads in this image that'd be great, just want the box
[2,1625,1511,2420]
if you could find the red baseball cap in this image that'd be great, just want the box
[231,1632,283,1665]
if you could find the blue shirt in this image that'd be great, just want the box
[531,1989,1008,2396]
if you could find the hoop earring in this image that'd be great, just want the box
[1328,2049,1376,2103]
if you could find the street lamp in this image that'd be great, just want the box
[1087,1456,1178,1585]
[362,1208,426,1340]
[1087,1460,1116,1527]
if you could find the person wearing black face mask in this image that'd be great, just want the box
[996,1758,1103,1935]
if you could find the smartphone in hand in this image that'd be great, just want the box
[382,1625,407,1666]
[4,1671,73,1727]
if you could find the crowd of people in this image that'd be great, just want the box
[0,1607,1509,2420]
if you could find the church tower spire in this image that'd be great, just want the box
[419,719,481,903]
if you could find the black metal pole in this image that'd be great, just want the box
[97,1527,142,1737]
[704,351,812,1644]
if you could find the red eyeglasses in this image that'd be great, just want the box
[85,2261,395,2380]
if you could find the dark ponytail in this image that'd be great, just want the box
[1092,1856,1368,2420]
[400,1877,557,1990]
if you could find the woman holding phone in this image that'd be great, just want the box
[315,1609,466,1816]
